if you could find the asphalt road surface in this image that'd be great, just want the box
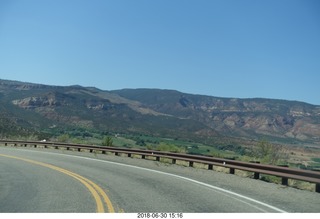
[0,146,319,213]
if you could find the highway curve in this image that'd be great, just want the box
[0,146,319,213]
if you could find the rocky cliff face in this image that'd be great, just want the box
[12,95,61,109]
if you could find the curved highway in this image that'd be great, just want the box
[0,146,319,213]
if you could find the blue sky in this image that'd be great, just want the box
[0,0,319,105]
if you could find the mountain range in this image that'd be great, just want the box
[1,79,320,147]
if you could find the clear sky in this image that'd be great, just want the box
[0,0,319,105]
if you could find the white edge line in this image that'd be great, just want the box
[3,147,288,213]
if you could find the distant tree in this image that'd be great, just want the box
[58,134,69,143]
[156,143,185,153]
[102,136,113,146]
[72,138,82,144]
[135,138,146,146]
[252,139,288,165]
[37,132,52,141]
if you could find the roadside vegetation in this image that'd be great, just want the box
[2,127,318,167]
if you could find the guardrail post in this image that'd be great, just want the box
[4,143,7,146]
[142,155,146,159]
[229,168,235,174]
[208,164,213,170]
[89,149,93,153]
[249,161,260,179]
[34,145,37,148]
[128,153,131,158]
[24,144,27,147]
[172,159,176,164]
[278,165,289,186]
[78,148,81,152]
[115,152,119,156]
[189,161,194,167]
[156,156,160,162]
[316,183,320,193]
[282,177,288,186]
[102,151,106,154]
[55,146,58,149]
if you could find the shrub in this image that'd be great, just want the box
[102,136,113,146]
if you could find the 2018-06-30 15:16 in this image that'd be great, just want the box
[137,213,183,218]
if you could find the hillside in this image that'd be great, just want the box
[1,79,320,147]
[0,79,216,141]
[112,89,320,145]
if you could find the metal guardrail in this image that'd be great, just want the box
[1,139,320,193]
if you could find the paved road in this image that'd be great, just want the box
[0,152,96,212]
[0,146,319,213]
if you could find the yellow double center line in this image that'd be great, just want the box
[0,154,115,213]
